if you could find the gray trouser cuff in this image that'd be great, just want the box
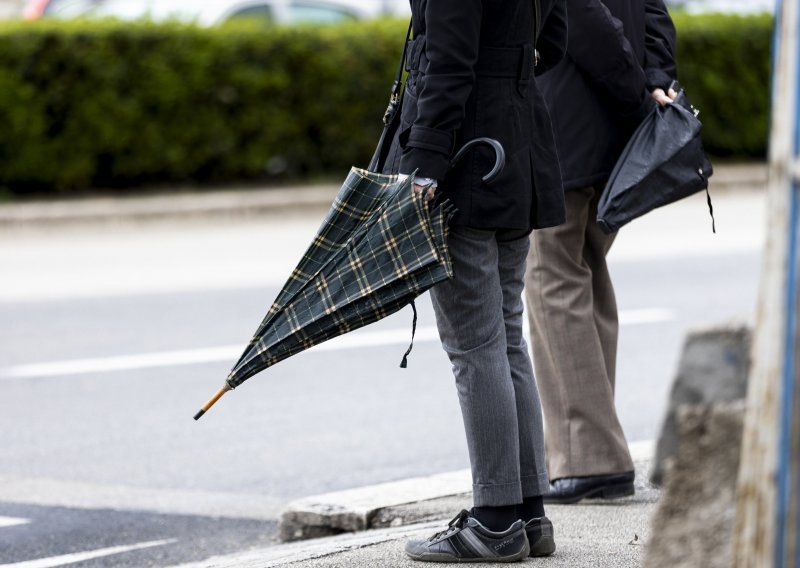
[521,472,551,498]
[472,480,524,508]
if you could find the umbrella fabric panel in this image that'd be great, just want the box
[227,261,452,385]
[260,169,404,331]
[234,169,407,371]
[598,135,712,233]
[230,188,442,381]
[228,202,456,384]
[604,102,701,196]
[227,191,453,387]
[291,183,441,317]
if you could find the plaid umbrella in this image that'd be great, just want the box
[193,139,504,420]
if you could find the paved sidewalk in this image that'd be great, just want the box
[0,163,765,229]
[170,445,658,568]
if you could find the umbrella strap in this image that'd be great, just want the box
[399,301,418,369]
[705,186,716,234]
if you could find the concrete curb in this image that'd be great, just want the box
[0,163,765,229]
[279,470,471,542]
[168,521,445,568]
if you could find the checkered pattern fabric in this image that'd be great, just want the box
[227,168,456,388]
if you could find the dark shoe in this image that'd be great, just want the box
[525,516,556,557]
[405,510,530,563]
[544,472,635,504]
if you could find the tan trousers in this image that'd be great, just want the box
[525,187,634,481]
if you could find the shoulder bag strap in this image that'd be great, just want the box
[368,20,413,172]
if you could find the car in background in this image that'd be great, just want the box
[666,0,774,13]
[23,0,409,25]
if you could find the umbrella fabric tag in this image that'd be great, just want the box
[400,301,419,368]
[705,185,716,234]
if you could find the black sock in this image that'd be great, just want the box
[516,496,545,522]
[471,505,519,532]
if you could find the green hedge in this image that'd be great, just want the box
[673,12,773,159]
[0,19,405,194]
[0,14,774,194]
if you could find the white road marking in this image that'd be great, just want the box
[0,539,177,568]
[0,516,30,528]
[2,346,242,379]
[618,308,674,325]
[0,308,674,380]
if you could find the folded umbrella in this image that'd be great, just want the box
[193,138,505,420]
[596,84,714,234]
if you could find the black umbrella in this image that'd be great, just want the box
[596,85,714,234]
[193,138,505,420]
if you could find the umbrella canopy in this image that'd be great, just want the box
[228,171,455,387]
[192,138,504,420]
[243,168,409,354]
[596,87,714,234]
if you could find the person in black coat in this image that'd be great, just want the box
[383,0,567,231]
[382,0,568,562]
[524,0,677,504]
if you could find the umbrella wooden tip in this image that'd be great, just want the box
[192,384,231,422]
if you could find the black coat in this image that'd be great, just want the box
[538,0,677,192]
[383,0,569,231]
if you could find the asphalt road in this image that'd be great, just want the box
[0,188,764,567]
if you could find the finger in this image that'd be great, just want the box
[426,186,437,202]
[653,93,671,106]
[650,88,666,99]
[668,88,678,100]
[413,183,424,195]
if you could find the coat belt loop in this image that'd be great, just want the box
[405,39,416,72]
[405,36,426,73]
[517,44,533,97]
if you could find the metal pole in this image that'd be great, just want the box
[732,0,800,565]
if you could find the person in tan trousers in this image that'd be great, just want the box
[525,0,678,504]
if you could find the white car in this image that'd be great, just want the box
[27,0,410,25]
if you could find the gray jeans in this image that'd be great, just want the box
[430,226,549,507]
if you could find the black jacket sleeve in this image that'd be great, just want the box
[564,0,651,121]
[535,0,568,76]
[643,0,677,90]
[399,0,482,180]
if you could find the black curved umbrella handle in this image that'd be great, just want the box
[449,137,506,184]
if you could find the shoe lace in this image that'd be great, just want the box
[429,509,470,541]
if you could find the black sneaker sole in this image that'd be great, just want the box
[529,534,556,557]
[406,541,531,563]
[526,518,556,557]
